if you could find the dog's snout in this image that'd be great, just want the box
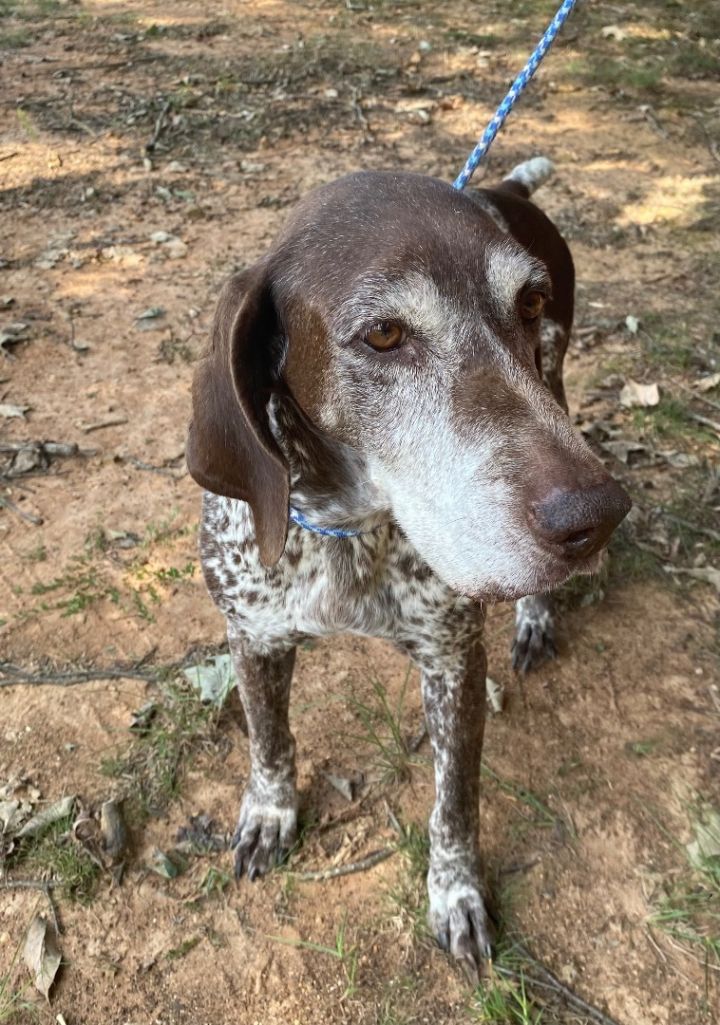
[530,479,631,559]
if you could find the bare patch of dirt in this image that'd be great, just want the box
[1,1,718,1023]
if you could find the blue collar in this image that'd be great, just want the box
[289,507,366,538]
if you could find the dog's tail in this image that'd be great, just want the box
[500,156,555,199]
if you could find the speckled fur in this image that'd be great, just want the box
[190,162,630,976]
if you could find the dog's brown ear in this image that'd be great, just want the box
[186,263,289,566]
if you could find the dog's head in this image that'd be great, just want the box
[187,171,630,600]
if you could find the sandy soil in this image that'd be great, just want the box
[1,1,718,1023]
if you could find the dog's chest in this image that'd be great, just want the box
[199,493,470,650]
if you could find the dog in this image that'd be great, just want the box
[185,158,631,974]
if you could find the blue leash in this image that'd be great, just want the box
[453,0,578,191]
[291,0,578,541]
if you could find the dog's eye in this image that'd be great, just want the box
[365,321,404,352]
[520,290,546,321]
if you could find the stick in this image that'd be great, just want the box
[0,663,161,687]
[661,512,720,544]
[289,847,395,881]
[0,494,43,525]
[0,645,229,688]
[688,411,720,435]
[145,99,171,153]
[0,879,62,934]
[514,943,626,1025]
[123,456,184,478]
[79,417,128,433]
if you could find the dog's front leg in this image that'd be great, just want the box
[422,636,492,975]
[227,623,298,880]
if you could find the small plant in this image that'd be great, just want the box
[0,929,34,1024]
[387,819,430,941]
[647,801,720,971]
[198,866,231,899]
[481,764,560,833]
[16,815,100,903]
[268,914,360,1001]
[101,680,219,820]
[472,966,543,1025]
[348,670,419,784]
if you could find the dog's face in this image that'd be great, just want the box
[187,171,629,600]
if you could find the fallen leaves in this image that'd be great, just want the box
[696,372,720,393]
[0,321,30,354]
[23,916,61,1001]
[671,566,720,594]
[0,402,30,419]
[149,231,188,259]
[686,806,720,869]
[182,654,236,707]
[619,379,660,408]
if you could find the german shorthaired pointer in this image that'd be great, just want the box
[186,158,630,974]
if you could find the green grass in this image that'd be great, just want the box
[648,802,720,971]
[166,936,201,961]
[481,764,562,834]
[565,57,663,93]
[0,927,34,1024]
[0,26,30,46]
[101,679,220,820]
[268,914,360,1000]
[198,866,231,899]
[17,815,100,902]
[386,819,431,941]
[348,670,421,784]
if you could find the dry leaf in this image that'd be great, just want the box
[23,916,61,1001]
[322,771,356,802]
[675,566,720,593]
[696,372,720,393]
[17,794,75,838]
[620,380,660,408]
[601,24,627,40]
[100,799,128,864]
[183,654,236,706]
[486,677,504,714]
[0,402,29,419]
[601,439,648,464]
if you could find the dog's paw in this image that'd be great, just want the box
[511,594,557,674]
[428,874,493,981]
[232,786,298,881]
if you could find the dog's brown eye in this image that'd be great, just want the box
[365,321,404,351]
[520,290,546,321]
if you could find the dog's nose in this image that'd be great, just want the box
[530,479,631,559]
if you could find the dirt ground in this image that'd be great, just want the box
[1,0,719,1023]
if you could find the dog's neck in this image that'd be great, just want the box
[269,395,391,532]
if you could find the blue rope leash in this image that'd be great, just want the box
[453,0,578,191]
[289,507,366,538]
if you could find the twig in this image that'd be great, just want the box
[146,99,172,153]
[78,417,128,433]
[0,879,62,933]
[661,511,720,544]
[0,645,228,688]
[408,724,427,753]
[0,494,43,525]
[0,151,19,162]
[0,662,161,687]
[289,847,395,881]
[674,380,720,414]
[514,943,625,1025]
[688,411,720,435]
[123,455,184,478]
[690,113,720,166]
